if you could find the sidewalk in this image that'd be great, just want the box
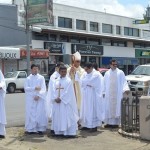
[0,126,150,150]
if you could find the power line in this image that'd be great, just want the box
[0,24,25,32]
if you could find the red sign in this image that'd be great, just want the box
[20,49,49,58]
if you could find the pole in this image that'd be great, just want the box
[25,0,30,75]
[26,24,30,75]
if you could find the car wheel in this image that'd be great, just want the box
[21,89,25,93]
[7,84,16,93]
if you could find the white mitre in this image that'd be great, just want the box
[73,51,81,60]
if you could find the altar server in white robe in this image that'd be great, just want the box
[51,65,79,137]
[0,70,6,138]
[103,59,130,128]
[92,62,105,121]
[24,64,48,135]
[46,62,64,119]
[80,62,103,132]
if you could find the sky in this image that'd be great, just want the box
[0,0,149,19]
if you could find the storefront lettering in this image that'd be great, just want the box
[78,50,102,55]
[0,52,16,59]
[20,50,49,58]
[141,51,150,56]
[44,42,63,53]
[72,44,103,55]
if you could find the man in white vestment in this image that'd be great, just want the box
[92,62,105,121]
[103,59,130,128]
[51,65,79,137]
[46,62,64,119]
[80,62,103,132]
[0,70,6,138]
[67,51,85,109]
[24,64,48,135]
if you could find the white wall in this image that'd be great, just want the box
[103,46,135,58]
[32,40,44,49]
[54,4,135,27]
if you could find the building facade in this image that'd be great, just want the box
[10,2,150,75]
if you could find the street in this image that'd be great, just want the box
[2,93,150,150]
[5,93,25,127]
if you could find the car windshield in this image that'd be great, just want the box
[5,71,18,78]
[131,66,150,76]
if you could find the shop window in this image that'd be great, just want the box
[80,37,87,44]
[70,36,80,43]
[49,34,57,41]
[112,40,127,47]
[87,38,99,45]
[60,35,69,42]
[101,38,112,46]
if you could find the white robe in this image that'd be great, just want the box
[51,76,79,136]
[24,74,48,132]
[80,69,103,128]
[46,71,60,119]
[103,68,130,125]
[0,70,6,135]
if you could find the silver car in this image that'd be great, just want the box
[126,64,150,95]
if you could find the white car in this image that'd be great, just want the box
[5,71,27,93]
[126,64,150,95]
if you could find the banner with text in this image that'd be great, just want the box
[27,0,53,25]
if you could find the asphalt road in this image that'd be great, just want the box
[5,93,25,127]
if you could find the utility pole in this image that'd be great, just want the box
[24,0,30,75]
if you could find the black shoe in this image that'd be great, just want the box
[38,131,44,136]
[104,124,112,128]
[89,127,97,132]
[64,135,77,138]
[0,135,5,138]
[80,127,89,131]
[25,131,37,135]
[111,125,119,128]
[50,130,55,134]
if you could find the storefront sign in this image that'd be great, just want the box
[27,0,53,25]
[44,42,63,54]
[72,44,103,55]
[135,49,150,58]
[0,48,20,59]
[20,49,49,58]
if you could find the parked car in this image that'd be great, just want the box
[5,71,27,93]
[98,68,109,76]
[126,64,150,95]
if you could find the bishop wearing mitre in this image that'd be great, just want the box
[67,51,85,109]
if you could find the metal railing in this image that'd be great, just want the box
[121,92,140,137]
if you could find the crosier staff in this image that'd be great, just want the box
[70,55,77,100]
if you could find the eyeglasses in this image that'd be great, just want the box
[75,61,81,63]
[111,64,117,66]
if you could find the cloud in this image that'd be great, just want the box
[54,0,145,19]
[0,0,11,4]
